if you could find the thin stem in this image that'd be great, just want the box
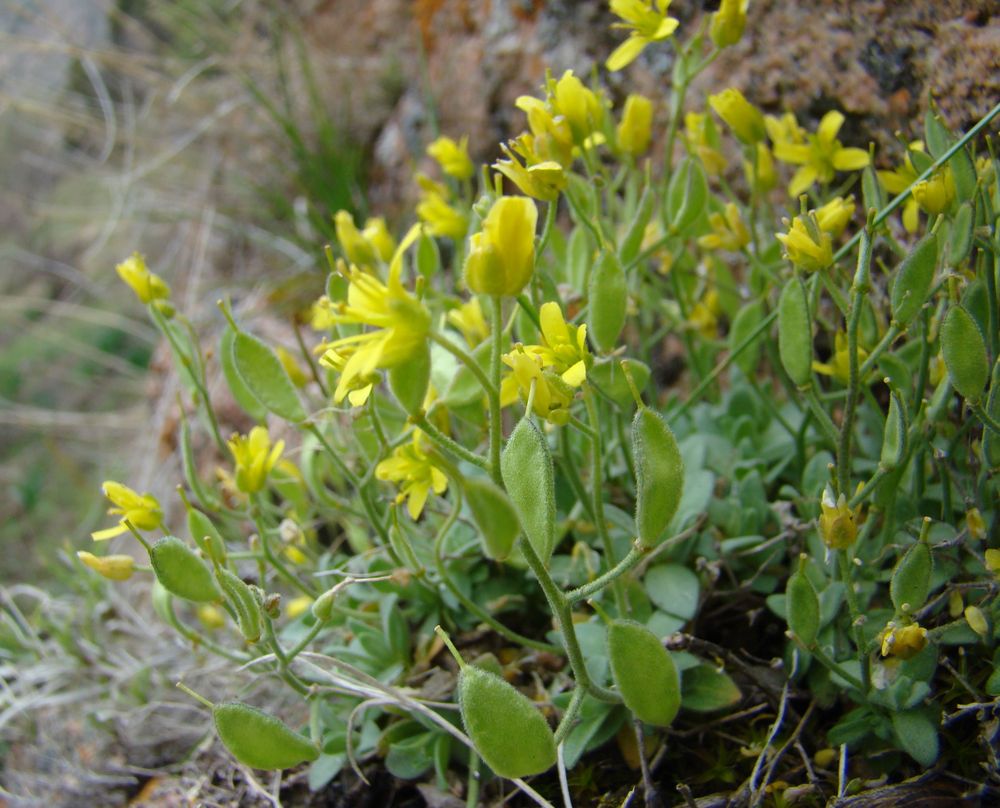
[519,540,621,703]
[537,198,558,258]
[972,402,1000,437]
[837,550,870,693]
[858,324,900,379]
[252,506,319,598]
[489,296,504,485]
[263,614,310,696]
[293,318,329,397]
[429,331,497,398]
[566,546,645,605]
[803,386,841,449]
[287,618,325,662]
[411,412,490,470]
[553,686,586,746]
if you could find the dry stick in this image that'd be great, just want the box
[634,720,664,808]
[760,701,817,799]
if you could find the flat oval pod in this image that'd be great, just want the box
[880,389,907,471]
[607,619,681,727]
[500,418,556,564]
[149,536,220,603]
[389,341,431,414]
[588,251,628,353]
[221,328,268,422]
[213,701,319,770]
[233,332,307,423]
[777,277,812,387]
[458,666,556,778]
[785,569,820,647]
[464,477,521,561]
[187,507,227,565]
[982,359,1000,469]
[632,408,684,547]
[947,201,974,266]
[890,541,933,613]
[941,305,988,402]
[890,232,937,328]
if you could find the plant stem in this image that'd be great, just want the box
[411,412,490,470]
[837,549,870,693]
[429,331,497,398]
[489,296,504,485]
[567,545,645,605]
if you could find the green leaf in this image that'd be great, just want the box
[681,664,742,712]
[891,708,939,766]
[385,732,435,780]
[645,564,700,621]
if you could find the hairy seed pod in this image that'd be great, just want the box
[880,389,907,470]
[786,565,820,647]
[777,277,812,387]
[464,477,521,561]
[215,567,262,643]
[890,233,937,328]
[666,157,708,234]
[213,701,319,770]
[187,507,227,565]
[947,201,974,267]
[588,251,628,353]
[458,666,556,779]
[941,305,989,403]
[607,619,681,727]
[500,418,556,564]
[149,536,221,604]
[891,541,933,614]
[632,408,684,547]
[233,331,307,423]
[619,182,655,266]
[220,327,267,422]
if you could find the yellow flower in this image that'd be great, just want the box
[116,252,171,306]
[447,297,490,348]
[285,595,313,620]
[416,181,468,240]
[765,112,807,150]
[710,0,747,48]
[92,481,163,541]
[818,486,860,549]
[316,341,376,406]
[309,295,338,330]
[375,430,448,519]
[197,604,226,631]
[464,196,538,297]
[77,551,135,581]
[320,225,430,404]
[362,217,396,262]
[687,288,722,339]
[616,94,654,156]
[697,203,750,252]
[965,605,989,638]
[815,195,856,237]
[514,96,574,168]
[528,301,590,386]
[776,213,833,273]
[427,135,474,181]
[228,426,285,494]
[812,330,869,385]
[550,71,605,145]
[879,621,928,659]
[606,0,680,72]
[500,347,576,425]
[912,168,956,216]
[494,138,567,201]
[770,110,870,196]
[709,88,765,145]
[744,143,777,192]
[335,210,377,266]
[877,142,924,232]
[685,112,727,176]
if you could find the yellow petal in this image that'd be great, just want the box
[832,147,870,171]
[606,35,647,72]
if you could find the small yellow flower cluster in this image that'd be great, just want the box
[375,430,448,519]
[228,426,284,495]
[776,196,856,273]
[878,621,928,660]
[818,486,861,550]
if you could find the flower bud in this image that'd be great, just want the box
[116,252,170,304]
[77,551,135,581]
[818,487,859,549]
[709,88,765,144]
[710,0,747,48]
[616,94,653,156]
[427,135,474,181]
[464,196,537,297]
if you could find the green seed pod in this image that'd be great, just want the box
[619,182,655,266]
[187,507,227,565]
[890,232,937,328]
[666,157,708,235]
[786,565,820,647]
[941,305,989,403]
[233,332,307,423]
[151,580,173,624]
[149,536,221,604]
[311,586,338,622]
[947,201,974,267]
[464,477,521,561]
[458,666,556,779]
[389,341,431,415]
[923,107,953,159]
[880,388,907,471]
[891,541,933,613]
[221,327,268,423]
[213,701,319,770]
[500,418,556,565]
[777,277,812,388]
[588,251,628,353]
[632,408,684,547]
[728,300,766,376]
[215,567,262,643]
[607,619,681,727]
[861,165,884,217]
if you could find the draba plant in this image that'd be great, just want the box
[83,3,1000,804]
